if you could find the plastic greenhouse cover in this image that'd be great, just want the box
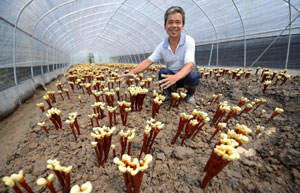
[0,0,299,58]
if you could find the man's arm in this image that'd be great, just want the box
[159,62,193,89]
[128,58,153,75]
[121,59,153,84]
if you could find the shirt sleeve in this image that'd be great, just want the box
[184,36,195,65]
[148,42,163,63]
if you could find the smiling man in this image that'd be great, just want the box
[121,6,200,104]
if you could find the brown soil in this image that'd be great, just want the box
[0,70,300,193]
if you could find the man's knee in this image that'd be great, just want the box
[185,70,200,86]
[158,68,173,80]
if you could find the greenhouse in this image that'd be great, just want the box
[0,0,299,192]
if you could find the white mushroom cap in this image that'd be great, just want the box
[36,178,47,186]
[2,176,15,187]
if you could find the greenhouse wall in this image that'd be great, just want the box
[111,34,300,69]
[0,66,68,119]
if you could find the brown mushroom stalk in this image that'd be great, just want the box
[265,107,284,124]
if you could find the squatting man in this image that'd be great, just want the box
[121,6,200,104]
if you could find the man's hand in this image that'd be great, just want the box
[121,72,136,85]
[158,74,178,90]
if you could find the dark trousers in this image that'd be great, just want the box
[158,68,200,88]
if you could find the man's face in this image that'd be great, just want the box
[164,12,184,39]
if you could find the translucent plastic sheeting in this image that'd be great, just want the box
[0,0,300,62]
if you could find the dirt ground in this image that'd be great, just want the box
[0,67,300,193]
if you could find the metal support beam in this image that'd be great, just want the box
[192,0,219,66]
[232,0,246,68]
[250,13,300,67]
[13,0,34,105]
[285,0,292,69]
[208,43,214,66]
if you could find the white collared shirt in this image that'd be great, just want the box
[148,33,195,73]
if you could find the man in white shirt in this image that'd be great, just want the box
[121,6,200,104]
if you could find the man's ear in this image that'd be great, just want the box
[164,24,166,30]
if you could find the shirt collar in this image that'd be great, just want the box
[163,33,186,48]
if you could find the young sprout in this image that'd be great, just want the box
[252,98,266,112]
[47,91,57,103]
[146,121,164,154]
[211,101,230,127]
[256,109,266,118]
[139,125,151,159]
[115,87,120,101]
[36,102,45,112]
[255,67,260,75]
[37,174,56,193]
[261,71,270,83]
[70,181,92,193]
[10,170,34,193]
[238,103,253,116]
[280,74,291,85]
[64,89,70,100]
[66,119,77,141]
[223,106,241,123]
[114,154,152,193]
[265,107,284,124]
[201,145,240,189]
[111,144,116,158]
[209,94,216,105]
[118,101,131,126]
[274,75,282,86]
[168,92,180,111]
[68,81,75,92]
[152,96,164,118]
[174,92,186,107]
[46,108,62,130]
[88,114,94,128]
[236,73,241,81]
[43,94,52,108]
[2,176,23,193]
[199,98,205,106]
[171,113,193,144]
[181,119,198,145]
[209,123,226,142]
[92,90,101,102]
[84,83,92,95]
[127,132,135,155]
[227,129,249,146]
[91,142,101,167]
[191,112,210,140]
[245,71,251,78]
[215,74,221,82]
[237,97,249,107]
[263,80,272,92]
[91,126,116,167]
[69,112,80,135]
[107,106,117,128]
[38,122,48,134]
[56,80,63,92]
[234,124,252,136]
[58,90,64,100]
[104,91,115,106]
[46,160,65,189]
[204,72,209,79]
[119,128,135,156]
[213,94,222,105]
[271,71,278,80]
[256,125,265,136]
[93,102,105,119]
